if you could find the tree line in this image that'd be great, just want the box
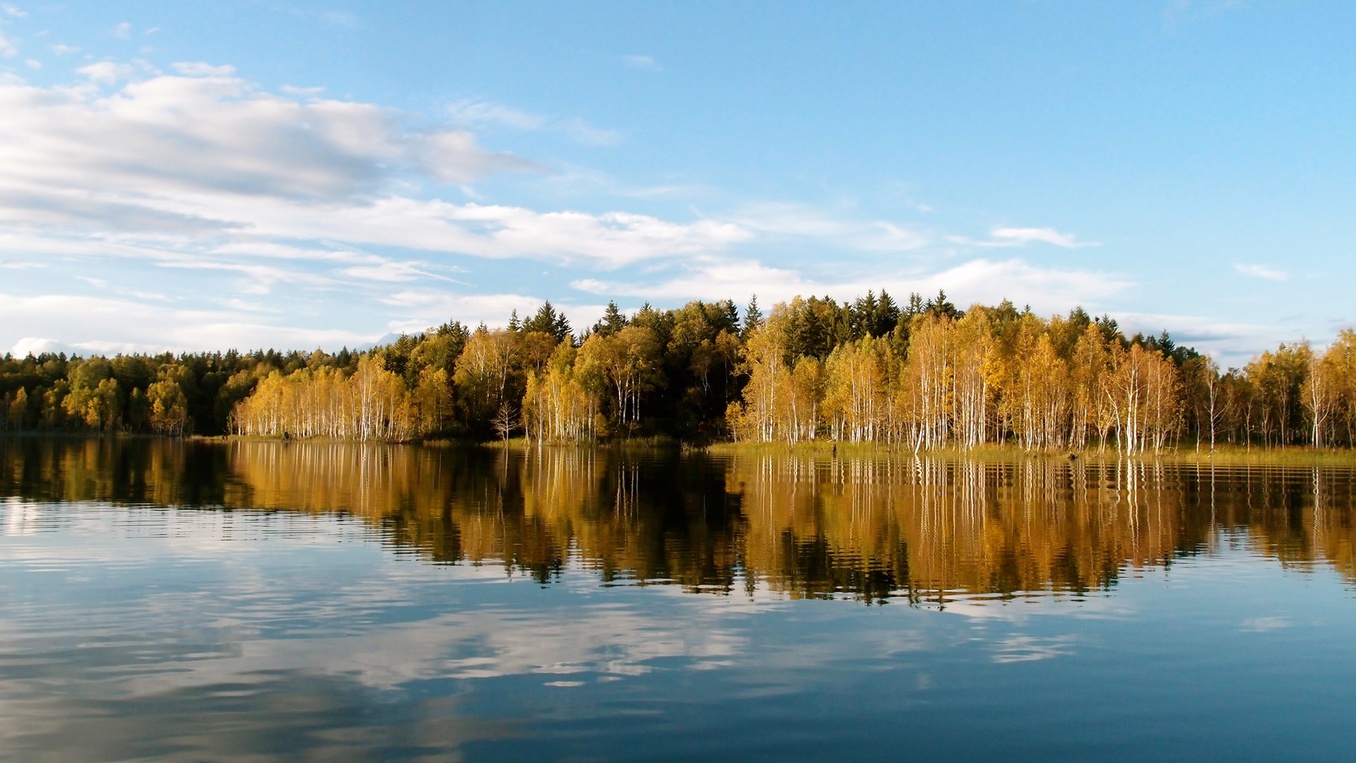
[3,290,1355,452]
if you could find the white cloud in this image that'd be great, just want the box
[623,54,659,70]
[1113,311,1263,343]
[0,293,377,354]
[339,260,461,284]
[171,61,235,77]
[0,69,686,286]
[75,60,134,83]
[573,257,810,303]
[0,228,623,350]
[1233,263,1287,282]
[932,258,1127,308]
[415,130,539,184]
[0,59,1144,356]
[379,290,557,330]
[559,117,623,147]
[0,66,541,224]
[987,226,1098,249]
[0,28,15,58]
[733,202,929,252]
[2,5,27,19]
[1110,309,1287,367]
[279,84,325,97]
[378,289,609,336]
[149,255,340,294]
[536,165,707,201]
[50,43,78,55]
[111,21,131,39]
[448,100,546,131]
[574,255,1131,313]
[10,336,63,357]
[110,195,746,269]
[448,99,622,146]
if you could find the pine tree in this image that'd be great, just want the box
[742,295,764,341]
[593,301,627,337]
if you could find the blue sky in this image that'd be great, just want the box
[0,1,1352,365]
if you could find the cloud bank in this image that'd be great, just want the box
[0,64,739,268]
[0,58,1135,356]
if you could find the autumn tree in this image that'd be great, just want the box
[147,377,189,435]
[1182,355,1223,452]
[62,359,121,431]
[901,313,955,451]
[578,325,662,434]
[823,336,894,442]
[727,309,791,443]
[1302,343,1337,448]
[1324,330,1356,446]
[454,327,521,428]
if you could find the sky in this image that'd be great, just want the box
[0,1,1353,366]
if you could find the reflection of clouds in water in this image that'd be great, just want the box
[9,445,1356,760]
[941,594,1135,623]
[0,606,739,755]
[0,501,377,561]
[0,501,753,691]
[991,635,1078,664]
[1,497,41,536]
[21,598,750,699]
[1241,616,1291,632]
[0,512,755,760]
[592,573,802,610]
[0,671,515,762]
[297,603,742,686]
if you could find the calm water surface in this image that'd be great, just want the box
[3,438,1356,761]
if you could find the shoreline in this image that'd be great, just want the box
[5,431,1355,466]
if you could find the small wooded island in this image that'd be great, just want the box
[3,291,1351,454]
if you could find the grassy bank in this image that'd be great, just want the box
[19,431,1353,467]
[703,440,1356,466]
[482,435,684,451]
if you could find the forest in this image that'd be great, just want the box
[2,290,1354,453]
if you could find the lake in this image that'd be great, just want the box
[3,437,1356,761]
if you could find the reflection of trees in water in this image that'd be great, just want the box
[3,437,1356,601]
[1223,462,1356,575]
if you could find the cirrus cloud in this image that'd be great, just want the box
[1233,263,1287,282]
[987,227,1099,249]
[448,99,623,146]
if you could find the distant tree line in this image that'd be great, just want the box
[3,290,1355,452]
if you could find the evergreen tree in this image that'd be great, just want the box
[592,300,627,337]
[742,295,764,340]
[524,301,572,342]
